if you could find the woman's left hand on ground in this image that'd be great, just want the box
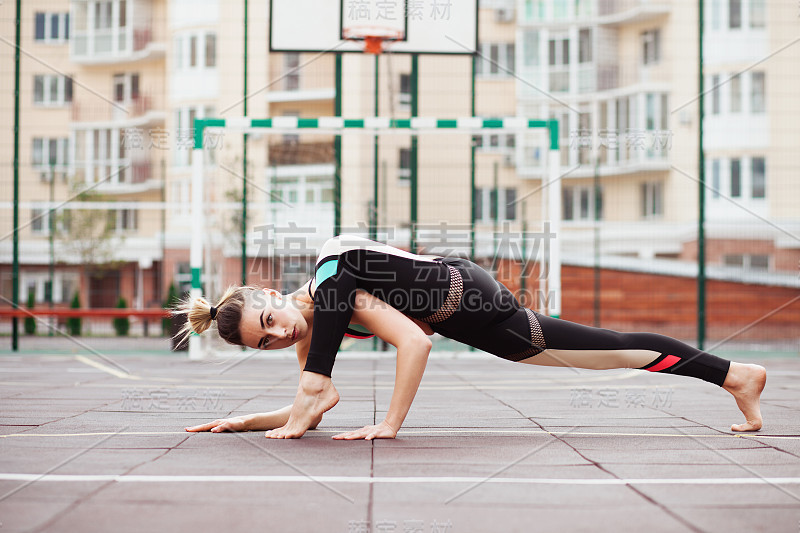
[332,420,398,440]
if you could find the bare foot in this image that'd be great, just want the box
[722,362,766,432]
[265,372,339,439]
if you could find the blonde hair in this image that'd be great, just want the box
[172,285,258,348]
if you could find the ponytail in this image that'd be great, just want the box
[172,285,256,348]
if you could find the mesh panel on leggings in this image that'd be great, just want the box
[505,309,547,361]
[420,266,463,324]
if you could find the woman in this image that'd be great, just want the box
[180,235,766,440]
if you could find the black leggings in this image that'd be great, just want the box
[304,236,730,386]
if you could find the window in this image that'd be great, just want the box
[399,73,411,105]
[490,44,500,74]
[112,73,138,103]
[205,34,217,67]
[65,76,73,102]
[751,71,765,113]
[749,254,769,270]
[110,209,138,231]
[729,74,741,112]
[563,186,602,221]
[50,14,59,39]
[285,53,300,90]
[31,207,49,234]
[711,75,720,114]
[729,0,741,28]
[119,0,127,27]
[523,30,539,66]
[32,139,44,166]
[505,189,517,220]
[710,0,721,30]
[506,43,515,75]
[750,0,765,28]
[34,76,44,103]
[640,182,663,218]
[174,36,183,69]
[751,157,765,198]
[711,159,721,198]
[473,187,483,221]
[176,31,217,71]
[34,12,69,42]
[33,74,72,106]
[548,37,569,92]
[114,74,125,101]
[578,29,592,63]
[398,148,412,182]
[724,254,769,270]
[641,29,660,65]
[189,35,197,67]
[35,13,46,40]
[474,187,518,222]
[474,133,515,152]
[730,159,741,197]
[548,38,569,66]
[646,94,655,130]
[95,1,112,30]
[477,42,515,77]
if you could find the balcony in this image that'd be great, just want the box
[268,142,335,166]
[73,159,162,194]
[70,0,166,65]
[518,129,670,179]
[71,93,165,127]
[597,0,670,26]
[519,63,619,98]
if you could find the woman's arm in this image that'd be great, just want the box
[333,290,433,440]
[185,405,323,432]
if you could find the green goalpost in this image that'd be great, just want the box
[189,116,560,359]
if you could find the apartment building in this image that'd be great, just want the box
[514,0,799,273]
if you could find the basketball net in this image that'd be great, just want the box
[343,27,404,55]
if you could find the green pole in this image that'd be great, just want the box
[520,201,527,307]
[593,157,601,327]
[492,160,499,278]
[334,53,342,236]
[469,54,476,260]
[698,0,706,349]
[49,164,55,336]
[371,54,379,240]
[241,0,248,286]
[409,54,418,253]
[12,0,22,351]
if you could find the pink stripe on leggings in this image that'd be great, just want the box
[646,354,681,372]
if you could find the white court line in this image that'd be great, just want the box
[74,355,141,381]
[1,430,798,440]
[1,473,799,485]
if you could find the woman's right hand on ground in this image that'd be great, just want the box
[184,417,247,433]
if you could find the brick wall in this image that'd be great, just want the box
[496,260,800,342]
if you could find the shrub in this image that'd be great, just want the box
[24,291,36,335]
[113,296,130,336]
[163,283,179,336]
[67,292,81,336]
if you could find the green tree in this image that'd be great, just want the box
[113,297,130,336]
[56,189,123,273]
[67,292,82,336]
[162,283,179,335]
[24,290,36,335]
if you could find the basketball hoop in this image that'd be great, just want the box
[342,26,404,54]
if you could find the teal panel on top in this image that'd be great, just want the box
[315,259,339,287]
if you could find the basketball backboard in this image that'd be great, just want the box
[269,0,477,55]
